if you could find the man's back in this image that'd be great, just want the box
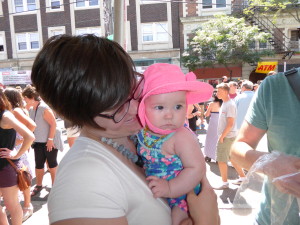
[235,91,255,129]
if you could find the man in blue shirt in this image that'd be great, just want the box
[234,80,255,130]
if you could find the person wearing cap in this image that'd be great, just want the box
[137,63,214,225]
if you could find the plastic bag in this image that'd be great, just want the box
[233,151,300,225]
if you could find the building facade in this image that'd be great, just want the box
[0,0,299,82]
[181,0,300,81]
[0,0,182,72]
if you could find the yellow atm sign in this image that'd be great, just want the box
[255,62,278,74]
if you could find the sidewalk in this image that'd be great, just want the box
[19,122,267,225]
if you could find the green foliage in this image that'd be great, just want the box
[245,0,300,23]
[181,15,274,71]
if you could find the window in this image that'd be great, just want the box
[289,30,299,50]
[202,0,226,9]
[259,41,267,49]
[203,0,212,9]
[75,0,99,8]
[76,27,101,36]
[51,0,61,9]
[16,33,39,51]
[134,58,171,67]
[14,0,36,13]
[48,27,65,37]
[46,0,63,12]
[142,25,153,41]
[291,30,299,41]
[0,0,3,16]
[0,36,4,52]
[216,0,226,8]
[27,0,36,11]
[142,23,168,42]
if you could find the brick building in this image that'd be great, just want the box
[0,0,182,72]
[0,0,299,82]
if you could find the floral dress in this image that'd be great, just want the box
[137,128,201,212]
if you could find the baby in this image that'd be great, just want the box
[137,63,214,225]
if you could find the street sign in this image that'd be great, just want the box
[255,62,278,74]
[0,71,32,85]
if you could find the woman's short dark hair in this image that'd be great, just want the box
[31,34,136,129]
[4,87,25,109]
[22,85,41,102]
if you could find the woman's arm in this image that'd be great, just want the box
[13,107,36,131]
[187,105,201,119]
[187,105,196,119]
[43,108,57,151]
[204,102,212,118]
[0,111,35,159]
[187,176,220,225]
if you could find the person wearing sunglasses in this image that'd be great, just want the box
[31,34,219,225]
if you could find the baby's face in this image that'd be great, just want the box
[144,91,187,131]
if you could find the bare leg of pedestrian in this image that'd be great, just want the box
[218,161,228,183]
[2,186,23,225]
[213,161,229,190]
[22,187,33,221]
[49,167,57,185]
[0,205,9,225]
[231,161,245,178]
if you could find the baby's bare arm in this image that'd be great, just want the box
[166,128,205,198]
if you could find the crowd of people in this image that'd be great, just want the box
[0,33,299,225]
[0,84,79,224]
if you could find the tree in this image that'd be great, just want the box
[245,0,300,23]
[181,15,274,76]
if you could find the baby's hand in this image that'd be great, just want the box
[147,176,171,198]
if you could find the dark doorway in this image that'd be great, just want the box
[249,69,267,84]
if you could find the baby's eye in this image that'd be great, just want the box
[175,104,183,110]
[155,106,164,110]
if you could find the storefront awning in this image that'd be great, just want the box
[193,66,242,79]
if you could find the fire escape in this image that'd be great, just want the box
[232,1,294,60]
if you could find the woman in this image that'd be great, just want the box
[31,34,219,225]
[4,87,36,221]
[0,89,35,225]
[187,104,201,133]
[203,92,222,162]
[22,86,57,196]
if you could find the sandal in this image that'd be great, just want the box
[22,203,33,222]
[31,185,43,196]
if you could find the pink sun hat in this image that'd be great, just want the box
[138,63,214,134]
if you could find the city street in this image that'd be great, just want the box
[17,119,268,225]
